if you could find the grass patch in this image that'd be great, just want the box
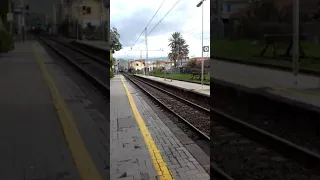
[149,72,210,85]
[211,39,320,73]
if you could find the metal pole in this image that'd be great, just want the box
[201,1,204,87]
[21,0,25,42]
[145,27,148,76]
[76,0,80,40]
[170,54,172,81]
[53,4,56,34]
[100,0,105,41]
[165,52,167,81]
[293,0,299,85]
[8,0,12,35]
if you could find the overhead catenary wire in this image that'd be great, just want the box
[138,1,210,46]
[145,0,181,38]
[182,22,210,35]
[188,30,210,37]
[132,0,209,59]
[137,29,210,45]
[131,0,167,48]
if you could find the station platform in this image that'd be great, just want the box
[0,41,109,179]
[135,74,210,96]
[110,75,210,180]
[212,59,320,108]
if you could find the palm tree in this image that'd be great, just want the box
[168,32,189,67]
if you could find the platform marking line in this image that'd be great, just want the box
[32,43,102,180]
[120,76,173,180]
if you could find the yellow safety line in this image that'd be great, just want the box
[120,76,173,180]
[33,44,102,180]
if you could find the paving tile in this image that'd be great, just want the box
[110,75,209,179]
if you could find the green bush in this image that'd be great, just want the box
[110,52,114,78]
[110,70,114,78]
[128,68,136,74]
[0,29,14,53]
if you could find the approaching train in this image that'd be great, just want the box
[28,26,46,35]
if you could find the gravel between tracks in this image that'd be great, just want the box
[133,75,210,110]
[212,88,320,155]
[211,118,318,180]
[127,75,210,137]
[130,73,317,179]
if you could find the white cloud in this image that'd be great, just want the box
[110,0,210,59]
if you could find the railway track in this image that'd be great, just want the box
[123,73,210,139]
[125,74,320,179]
[38,36,109,93]
[133,75,210,110]
[212,79,320,156]
[39,36,320,179]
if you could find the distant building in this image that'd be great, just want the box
[155,60,174,70]
[60,0,109,41]
[129,59,145,71]
[177,57,189,68]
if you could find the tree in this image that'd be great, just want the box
[168,32,189,67]
[186,58,197,69]
[110,27,122,53]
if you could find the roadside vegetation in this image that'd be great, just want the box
[148,32,209,85]
[211,0,320,73]
[149,71,210,85]
[110,27,122,78]
[0,1,14,53]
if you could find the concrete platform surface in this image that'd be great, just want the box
[0,40,111,180]
[0,41,80,179]
[110,75,210,180]
[211,59,320,108]
[135,74,210,96]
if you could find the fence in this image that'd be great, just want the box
[223,20,320,43]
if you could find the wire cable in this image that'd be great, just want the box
[131,0,167,48]
[146,0,166,29]
[147,0,181,37]
[137,0,182,46]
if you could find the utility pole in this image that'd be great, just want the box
[214,0,224,38]
[8,0,12,35]
[293,0,299,85]
[76,0,80,40]
[201,2,204,87]
[145,27,148,76]
[68,0,72,37]
[100,0,105,41]
[197,0,206,87]
[21,0,26,42]
[53,4,56,34]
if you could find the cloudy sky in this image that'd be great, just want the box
[111,0,210,59]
